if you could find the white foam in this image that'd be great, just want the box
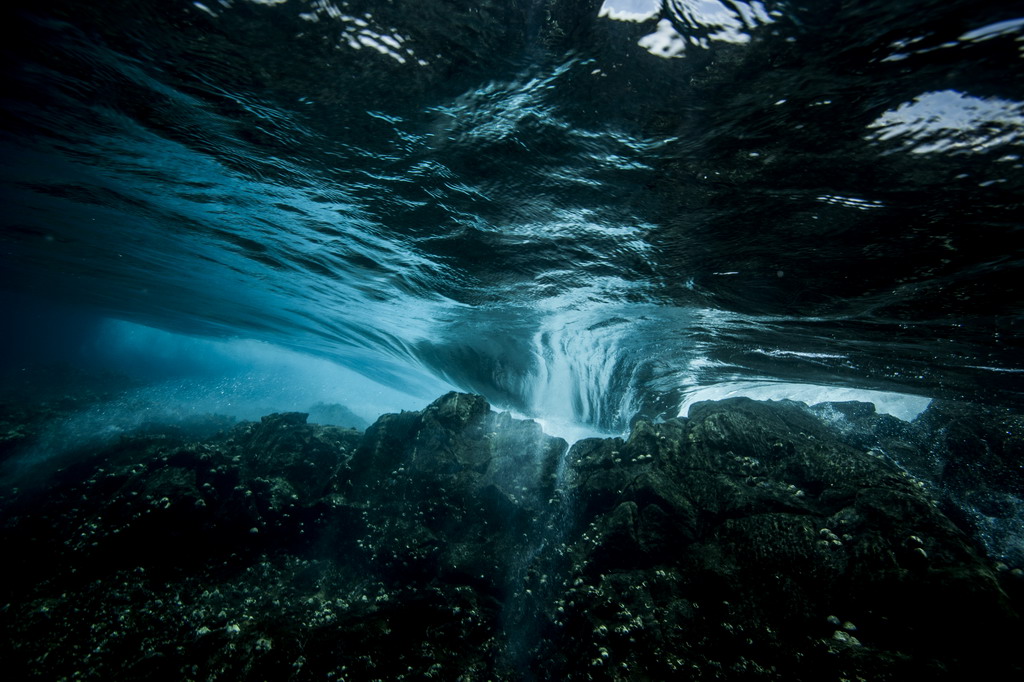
[678,381,931,422]
[521,314,641,435]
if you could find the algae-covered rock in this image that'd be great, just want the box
[546,398,1019,680]
[0,393,1019,681]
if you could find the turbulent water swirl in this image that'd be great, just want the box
[1,0,1022,431]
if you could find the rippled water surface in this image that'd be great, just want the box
[2,0,1022,431]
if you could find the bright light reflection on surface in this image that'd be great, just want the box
[639,19,688,57]
[599,0,661,23]
[867,90,1024,154]
[959,17,1024,43]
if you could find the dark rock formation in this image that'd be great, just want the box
[0,393,1020,681]
[306,402,369,430]
[548,398,1019,680]
[811,399,1024,569]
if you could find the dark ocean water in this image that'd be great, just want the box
[2,5,1024,679]
[1,0,1023,433]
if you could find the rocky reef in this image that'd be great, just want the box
[1,392,1020,681]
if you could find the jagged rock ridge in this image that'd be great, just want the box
[0,392,1020,680]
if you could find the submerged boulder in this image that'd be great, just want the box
[811,398,1024,569]
[549,398,1018,680]
[0,393,1019,681]
[348,392,566,589]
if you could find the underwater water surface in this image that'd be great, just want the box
[0,0,1021,434]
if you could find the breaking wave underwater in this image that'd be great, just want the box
[2,0,1023,437]
[3,3,1024,680]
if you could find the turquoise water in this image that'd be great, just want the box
[1,0,1021,432]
